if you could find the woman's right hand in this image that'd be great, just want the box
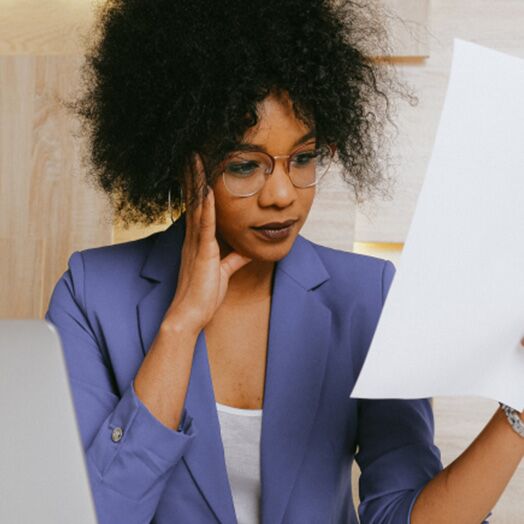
[163,153,253,333]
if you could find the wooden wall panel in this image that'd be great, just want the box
[0,54,112,319]
[0,237,46,318]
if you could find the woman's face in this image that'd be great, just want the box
[210,92,317,262]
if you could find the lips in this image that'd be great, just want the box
[253,219,297,229]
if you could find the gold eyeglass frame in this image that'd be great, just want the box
[218,142,337,197]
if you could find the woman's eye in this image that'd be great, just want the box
[226,161,259,176]
[292,150,317,165]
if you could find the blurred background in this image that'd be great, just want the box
[1,1,522,521]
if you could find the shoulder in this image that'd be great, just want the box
[79,229,161,273]
[301,238,397,381]
[62,228,164,306]
[304,237,396,304]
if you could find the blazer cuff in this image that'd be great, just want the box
[87,380,197,501]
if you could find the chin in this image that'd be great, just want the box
[244,234,298,262]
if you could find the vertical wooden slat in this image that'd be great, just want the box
[0,54,112,319]
[0,237,46,318]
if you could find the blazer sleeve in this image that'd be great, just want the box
[44,251,198,524]
[354,260,491,524]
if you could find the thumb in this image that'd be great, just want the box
[220,252,253,279]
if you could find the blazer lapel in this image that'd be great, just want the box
[136,213,332,524]
[260,230,332,524]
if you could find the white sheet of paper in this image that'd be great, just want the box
[349,38,524,411]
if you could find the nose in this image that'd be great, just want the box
[257,158,297,207]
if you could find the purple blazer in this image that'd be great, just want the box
[45,212,449,524]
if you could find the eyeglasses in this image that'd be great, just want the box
[218,142,336,197]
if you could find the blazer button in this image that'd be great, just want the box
[111,426,124,442]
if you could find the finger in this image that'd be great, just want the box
[194,153,208,201]
[182,167,196,246]
[190,153,206,226]
[200,185,216,242]
[220,252,253,279]
[185,154,203,242]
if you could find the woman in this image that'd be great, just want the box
[45,1,524,523]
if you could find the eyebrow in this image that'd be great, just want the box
[232,129,317,153]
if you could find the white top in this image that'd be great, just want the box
[216,402,263,524]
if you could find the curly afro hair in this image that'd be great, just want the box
[66,0,415,228]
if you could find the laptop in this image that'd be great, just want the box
[0,319,98,524]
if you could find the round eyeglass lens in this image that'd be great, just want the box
[223,152,269,196]
[223,144,333,196]
[289,144,333,187]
